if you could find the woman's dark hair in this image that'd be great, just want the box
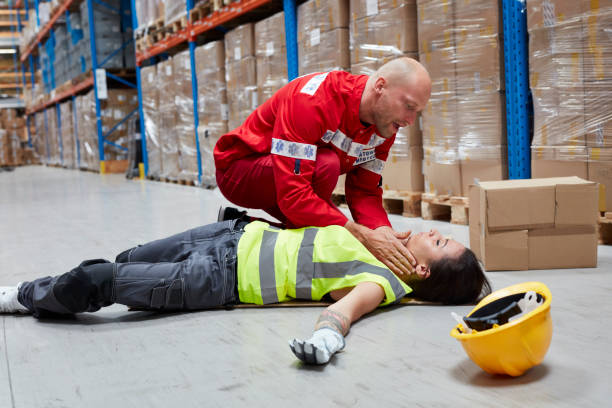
[409,248,491,305]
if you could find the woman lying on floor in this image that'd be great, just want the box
[0,218,490,365]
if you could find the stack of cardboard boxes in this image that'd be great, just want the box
[173,50,199,183]
[255,12,288,104]
[157,58,181,179]
[297,0,350,75]
[418,0,507,196]
[0,129,19,166]
[74,89,138,171]
[195,40,228,187]
[470,177,598,270]
[350,0,423,192]
[528,0,612,211]
[46,107,61,166]
[141,64,163,178]
[59,101,76,169]
[225,24,258,131]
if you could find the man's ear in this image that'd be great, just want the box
[375,76,386,93]
[415,264,430,280]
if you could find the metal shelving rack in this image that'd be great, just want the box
[502,0,531,180]
[131,0,298,181]
[18,0,137,173]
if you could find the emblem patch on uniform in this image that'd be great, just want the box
[354,148,376,165]
[271,138,317,160]
[359,158,385,174]
[300,72,329,96]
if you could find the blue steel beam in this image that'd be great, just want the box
[85,0,107,171]
[187,0,202,185]
[283,0,298,81]
[130,0,148,177]
[106,72,136,88]
[502,0,531,179]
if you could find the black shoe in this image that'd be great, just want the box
[217,206,248,222]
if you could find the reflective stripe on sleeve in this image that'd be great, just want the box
[271,138,317,161]
[359,158,385,174]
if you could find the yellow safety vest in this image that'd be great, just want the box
[237,221,412,306]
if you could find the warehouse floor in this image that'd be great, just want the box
[1,166,611,407]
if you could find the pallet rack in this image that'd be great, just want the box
[16,0,136,173]
[131,0,298,183]
[12,0,532,184]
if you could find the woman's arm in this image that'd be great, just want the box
[289,282,385,364]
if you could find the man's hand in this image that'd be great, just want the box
[345,221,416,277]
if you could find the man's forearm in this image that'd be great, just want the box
[344,220,371,246]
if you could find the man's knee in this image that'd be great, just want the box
[54,260,114,313]
[313,148,341,197]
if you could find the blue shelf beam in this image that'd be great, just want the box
[130,0,149,178]
[502,0,531,179]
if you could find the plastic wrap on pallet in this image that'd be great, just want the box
[225,24,257,131]
[140,64,163,178]
[135,0,164,31]
[157,58,180,180]
[416,0,508,196]
[195,40,228,188]
[173,50,198,183]
[163,0,185,25]
[255,11,288,104]
[101,90,138,162]
[297,0,350,75]
[76,91,99,171]
[46,107,60,166]
[349,0,417,66]
[527,0,612,196]
[59,101,76,169]
[33,113,46,164]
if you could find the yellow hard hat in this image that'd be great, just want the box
[450,281,553,377]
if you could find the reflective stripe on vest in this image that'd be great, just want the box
[259,229,280,304]
[292,228,407,302]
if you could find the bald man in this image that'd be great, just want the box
[214,58,432,277]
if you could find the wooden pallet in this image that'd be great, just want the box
[421,193,469,225]
[190,1,213,23]
[598,212,612,245]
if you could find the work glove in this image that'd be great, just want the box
[289,328,345,365]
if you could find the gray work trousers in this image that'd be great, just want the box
[18,220,244,318]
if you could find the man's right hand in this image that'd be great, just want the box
[344,221,417,278]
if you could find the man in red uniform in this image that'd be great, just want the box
[214,57,432,277]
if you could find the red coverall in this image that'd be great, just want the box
[214,71,395,229]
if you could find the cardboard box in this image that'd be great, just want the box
[469,177,599,270]
[457,92,506,146]
[531,146,588,178]
[382,146,424,191]
[299,0,349,33]
[350,2,418,65]
[584,84,612,147]
[298,27,350,75]
[224,23,255,63]
[455,0,502,35]
[587,147,612,211]
[417,0,454,55]
[418,48,456,95]
[423,147,462,195]
[455,31,504,94]
[526,0,584,31]
[460,153,507,196]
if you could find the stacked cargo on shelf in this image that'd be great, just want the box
[139,63,162,178]
[0,110,31,167]
[225,23,258,131]
[195,40,228,187]
[19,0,138,172]
[527,0,612,211]
[349,0,423,193]
[297,0,350,75]
[417,0,507,197]
[255,11,288,104]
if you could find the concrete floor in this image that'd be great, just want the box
[1,165,610,407]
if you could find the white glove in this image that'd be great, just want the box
[289,328,345,365]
